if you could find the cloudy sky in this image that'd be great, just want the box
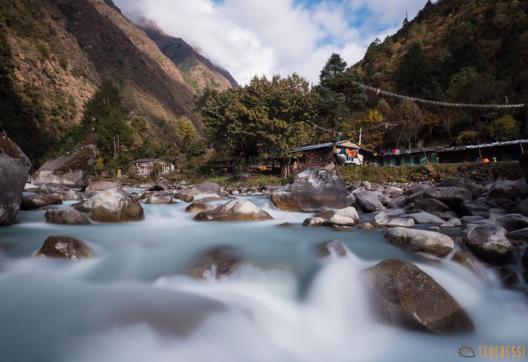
[114,0,430,84]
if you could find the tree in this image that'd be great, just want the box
[492,115,519,141]
[316,53,367,133]
[81,80,133,163]
[199,74,317,176]
[395,43,441,99]
[389,100,426,149]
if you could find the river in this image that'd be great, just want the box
[0,196,527,362]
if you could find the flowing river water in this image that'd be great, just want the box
[0,195,527,362]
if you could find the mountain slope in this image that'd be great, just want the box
[348,0,528,147]
[0,0,235,163]
[141,21,238,93]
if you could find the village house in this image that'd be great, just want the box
[290,140,373,171]
[378,139,528,166]
[129,159,175,177]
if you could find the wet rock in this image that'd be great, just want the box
[363,259,474,334]
[438,177,482,198]
[185,202,214,213]
[148,184,165,192]
[506,227,528,245]
[414,198,458,220]
[276,222,296,228]
[386,217,415,227]
[85,181,120,192]
[45,208,91,225]
[356,191,383,212]
[191,193,221,202]
[464,224,515,264]
[306,207,360,228]
[441,218,462,228]
[374,209,405,226]
[188,246,242,279]
[385,227,454,257]
[176,183,221,202]
[0,132,31,226]
[271,168,351,212]
[33,145,97,189]
[495,214,528,231]
[195,199,273,222]
[358,222,375,230]
[385,186,404,198]
[495,266,521,289]
[74,189,144,222]
[424,187,472,210]
[36,236,92,259]
[461,199,491,218]
[143,194,174,204]
[408,212,445,224]
[451,251,480,275]
[515,198,528,216]
[317,240,349,258]
[20,193,63,210]
[488,179,528,200]
[461,215,484,224]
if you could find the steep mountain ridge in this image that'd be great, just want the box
[0,0,236,163]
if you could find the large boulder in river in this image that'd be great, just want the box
[32,145,97,189]
[143,194,174,205]
[176,182,222,202]
[488,179,528,200]
[495,214,528,231]
[464,224,515,264]
[363,259,474,334]
[461,199,490,218]
[45,208,91,225]
[20,193,62,210]
[36,236,92,260]
[356,191,383,212]
[194,199,272,222]
[74,188,144,222]
[188,246,242,280]
[423,187,472,210]
[438,177,482,198]
[270,168,350,212]
[414,198,458,220]
[0,132,31,226]
[185,202,214,213]
[385,227,454,257]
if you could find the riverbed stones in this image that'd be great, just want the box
[32,145,97,189]
[185,202,214,213]
[20,193,63,210]
[495,214,528,231]
[85,180,120,192]
[195,199,272,222]
[45,208,91,225]
[305,207,360,228]
[317,240,349,258]
[407,212,445,225]
[461,200,491,218]
[424,187,472,210]
[36,236,92,259]
[385,227,454,257]
[176,182,222,202]
[363,259,474,334]
[464,224,515,264]
[414,198,458,220]
[356,191,383,212]
[188,246,242,280]
[74,188,144,222]
[0,132,31,226]
[270,168,351,212]
[143,194,174,204]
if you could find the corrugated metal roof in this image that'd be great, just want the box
[292,140,361,152]
[439,139,528,153]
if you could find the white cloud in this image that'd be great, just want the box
[114,0,429,85]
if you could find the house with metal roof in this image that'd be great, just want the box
[291,140,373,171]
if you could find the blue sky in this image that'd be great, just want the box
[115,0,430,84]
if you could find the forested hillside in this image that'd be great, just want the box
[0,0,235,166]
[347,0,528,150]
